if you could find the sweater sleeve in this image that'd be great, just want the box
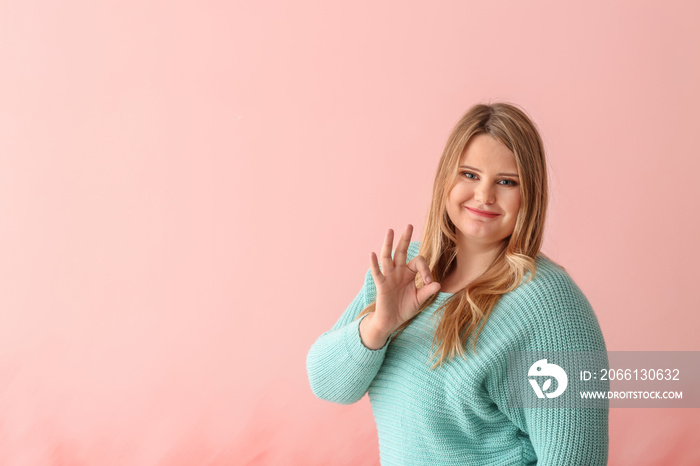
[306,266,387,404]
[306,241,422,405]
[487,264,609,466]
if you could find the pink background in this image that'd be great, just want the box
[1,1,699,464]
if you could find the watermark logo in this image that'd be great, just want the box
[528,359,568,398]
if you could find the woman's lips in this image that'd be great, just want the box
[465,206,500,218]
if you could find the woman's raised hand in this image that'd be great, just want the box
[359,224,442,350]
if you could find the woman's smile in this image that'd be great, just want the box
[465,206,501,218]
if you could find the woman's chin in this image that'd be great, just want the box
[455,227,511,246]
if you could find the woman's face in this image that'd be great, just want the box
[445,133,522,249]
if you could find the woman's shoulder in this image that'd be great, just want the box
[494,253,594,322]
[526,253,583,298]
[509,254,599,327]
[499,254,606,352]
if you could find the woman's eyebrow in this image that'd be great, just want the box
[459,165,520,177]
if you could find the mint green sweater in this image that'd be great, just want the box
[307,242,608,465]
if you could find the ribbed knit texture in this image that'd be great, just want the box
[307,241,608,465]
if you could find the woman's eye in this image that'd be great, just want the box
[498,179,518,186]
[462,172,477,180]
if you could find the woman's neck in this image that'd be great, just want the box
[441,239,505,293]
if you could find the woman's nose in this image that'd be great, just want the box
[474,184,495,205]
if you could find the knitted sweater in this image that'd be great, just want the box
[306,241,608,465]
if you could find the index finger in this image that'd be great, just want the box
[393,224,413,268]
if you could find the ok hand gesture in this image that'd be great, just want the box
[359,224,442,349]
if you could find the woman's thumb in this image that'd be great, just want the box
[417,281,442,304]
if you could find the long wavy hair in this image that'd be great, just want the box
[358,102,549,367]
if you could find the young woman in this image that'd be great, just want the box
[306,103,608,465]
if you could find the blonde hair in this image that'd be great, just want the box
[358,102,549,367]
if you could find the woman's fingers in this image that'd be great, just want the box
[408,255,433,285]
[379,228,395,273]
[372,225,414,288]
[393,224,413,269]
[412,254,441,304]
[416,280,442,305]
[369,251,384,285]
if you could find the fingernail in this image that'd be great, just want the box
[425,276,432,284]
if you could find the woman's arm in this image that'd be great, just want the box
[488,265,609,465]
[306,267,388,405]
[306,235,434,405]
